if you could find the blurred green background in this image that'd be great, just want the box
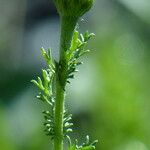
[0,0,150,149]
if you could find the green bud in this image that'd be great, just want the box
[54,0,94,18]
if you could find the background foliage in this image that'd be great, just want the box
[0,0,150,150]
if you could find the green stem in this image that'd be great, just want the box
[60,16,78,61]
[54,16,78,150]
[54,81,65,150]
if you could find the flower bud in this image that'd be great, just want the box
[54,0,94,18]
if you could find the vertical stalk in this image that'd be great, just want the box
[59,16,78,60]
[54,16,77,150]
[54,81,65,150]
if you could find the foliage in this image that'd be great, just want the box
[31,0,97,149]
[65,30,95,83]
[31,30,97,149]
[68,136,98,150]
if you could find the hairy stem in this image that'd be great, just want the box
[54,16,77,150]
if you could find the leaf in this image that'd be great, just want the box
[79,146,96,150]
[42,69,52,90]
[31,80,39,87]
[31,77,44,91]
[68,136,98,150]
[37,77,44,90]
[41,47,54,68]
[80,33,84,42]
[84,31,95,42]
[41,47,50,63]
[68,145,76,150]
[70,30,79,51]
